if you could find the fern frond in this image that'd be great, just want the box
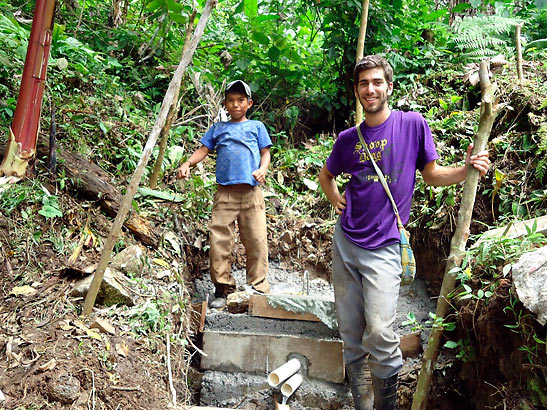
[451,15,522,63]
[535,158,546,182]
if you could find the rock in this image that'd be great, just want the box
[512,245,547,325]
[109,244,144,274]
[71,268,134,306]
[226,291,252,314]
[48,371,80,404]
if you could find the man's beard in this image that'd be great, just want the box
[361,94,388,114]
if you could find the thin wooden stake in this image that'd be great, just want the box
[149,9,197,189]
[355,0,370,125]
[411,60,499,409]
[82,0,218,316]
[516,23,524,85]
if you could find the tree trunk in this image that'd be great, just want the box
[0,140,163,247]
[83,0,218,316]
[355,0,370,125]
[149,9,197,189]
[411,60,499,409]
[46,145,161,247]
[0,0,56,177]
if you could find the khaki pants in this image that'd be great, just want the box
[209,184,269,295]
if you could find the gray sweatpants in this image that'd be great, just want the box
[332,222,403,379]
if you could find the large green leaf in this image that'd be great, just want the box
[168,12,187,24]
[146,0,165,12]
[166,0,183,13]
[137,187,185,202]
[244,0,258,19]
[423,9,448,22]
[252,31,270,45]
[267,46,280,61]
[235,0,244,14]
[235,57,251,70]
[452,3,471,12]
[256,14,279,23]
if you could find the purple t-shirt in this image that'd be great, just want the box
[326,110,439,250]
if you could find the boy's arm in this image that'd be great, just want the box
[176,145,211,180]
[318,165,346,215]
[421,143,490,187]
[252,147,271,184]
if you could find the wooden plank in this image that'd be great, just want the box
[190,301,207,333]
[201,330,344,383]
[249,295,321,322]
[475,214,547,244]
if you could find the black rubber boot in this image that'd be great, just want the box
[346,362,374,410]
[372,373,398,410]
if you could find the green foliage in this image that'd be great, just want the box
[127,299,172,334]
[457,220,546,280]
[38,194,63,219]
[0,180,63,221]
[451,14,521,62]
[444,338,476,362]
[402,311,456,332]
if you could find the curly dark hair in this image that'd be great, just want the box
[353,55,393,85]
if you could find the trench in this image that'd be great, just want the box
[190,259,437,409]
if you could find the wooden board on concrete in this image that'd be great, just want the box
[249,295,321,322]
[200,330,344,383]
[190,301,207,333]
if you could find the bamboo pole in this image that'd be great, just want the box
[411,60,499,409]
[354,0,370,125]
[149,9,197,189]
[515,23,524,85]
[83,0,218,316]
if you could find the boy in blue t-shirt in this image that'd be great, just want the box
[176,80,272,309]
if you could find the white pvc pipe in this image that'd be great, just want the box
[281,373,303,398]
[267,358,301,387]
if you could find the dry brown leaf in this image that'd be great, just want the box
[89,318,116,335]
[38,358,57,372]
[58,320,74,331]
[115,342,129,357]
[10,285,37,297]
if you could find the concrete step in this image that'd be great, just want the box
[201,330,345,383]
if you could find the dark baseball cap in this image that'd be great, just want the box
[225,80,252,98]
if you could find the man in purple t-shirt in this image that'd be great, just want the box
[318,55,490,410]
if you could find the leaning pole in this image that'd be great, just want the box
[411,60,499,409]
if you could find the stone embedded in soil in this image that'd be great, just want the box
[109,244,145,274]
[512,245,547,325]
[71,267,134,306]
[226,290,252,313]
[47,371,80,404]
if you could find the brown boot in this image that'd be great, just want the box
[346,362,374,410]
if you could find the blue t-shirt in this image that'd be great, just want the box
[201,120,272,186]
[326,111,439,250]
